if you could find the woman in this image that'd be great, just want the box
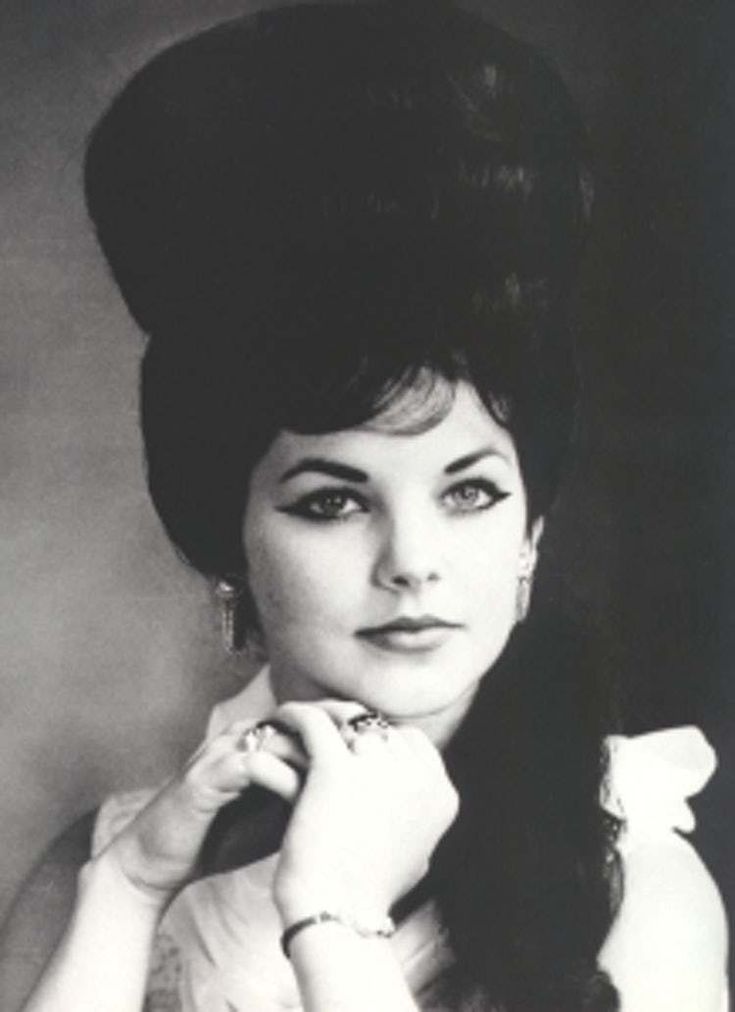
[3,2,728,1009]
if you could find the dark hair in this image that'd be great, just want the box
[434,610,621,1011]
[84,0,591,577]
[84,3,619,1009]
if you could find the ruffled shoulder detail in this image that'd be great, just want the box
[601,726,717,843]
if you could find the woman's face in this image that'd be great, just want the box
[243,381,542,745]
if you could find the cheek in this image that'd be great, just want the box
[454,515,528,592]
[456,525,527,672]
[244,521,360,629]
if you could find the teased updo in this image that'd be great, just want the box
[84,0,592,579]
[85,10,620,1011]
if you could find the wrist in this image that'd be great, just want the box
[85,849,174,913]
[281,909,396,959]
[276,884,390,930]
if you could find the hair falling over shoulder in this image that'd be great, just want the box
[434,609,622,1011]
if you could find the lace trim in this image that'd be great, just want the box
[144,931,183,1012]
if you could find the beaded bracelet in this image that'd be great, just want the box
[281,910,396,959]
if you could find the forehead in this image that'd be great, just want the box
[255,382,520,478]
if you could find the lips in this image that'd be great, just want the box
[356,615,463,654]
[358,615,461,636]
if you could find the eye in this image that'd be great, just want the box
[442,479,509,514]
[281,488,368,522]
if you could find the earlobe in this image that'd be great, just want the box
[522,516,545,574]
[515,518,544,624]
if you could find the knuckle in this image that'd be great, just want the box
[276,700,300,716]
[182,758,203,787]
[436,779,460,820]
[277,700,312,718]
[246,750,273,778]
[444,788,460,822]
[180,768,205,802]
[228,718,262,737]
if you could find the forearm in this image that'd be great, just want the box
[22,852,166,1012]
[288,922,420,1012]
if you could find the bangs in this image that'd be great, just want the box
[279,355,514,439]
[360,368,457,435]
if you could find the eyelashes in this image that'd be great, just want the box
[280,488,369,522]
[442,479,510,513]
[279,478,510,523]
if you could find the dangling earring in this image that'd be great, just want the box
[515,571,534,624]
[215,577,267,663]
[215,578,244,653]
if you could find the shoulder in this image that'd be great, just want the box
[0,811,96,1012]
[599,833,728,1010]
[599,726,728,1010]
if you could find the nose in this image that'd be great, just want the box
[372,512,441,593]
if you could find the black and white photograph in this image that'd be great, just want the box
[1,1,733,1008]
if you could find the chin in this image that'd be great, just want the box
[345,649,489,717]
[272,627,508,713]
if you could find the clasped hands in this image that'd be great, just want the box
[97,700,459,929]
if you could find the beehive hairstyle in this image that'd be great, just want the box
[85,0,591,579]
[85,5,620,1009]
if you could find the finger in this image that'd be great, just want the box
[347,729,394,758]
[244,751,302,802]
[238,728,309,770]
[224,717,294,741]
[309,700,396,752]
[310,699,397,741]
[182,743,302,811]
[309,699,375,725]
[222,720,309,769]
[275,701,348,764]
[266,732,309,770]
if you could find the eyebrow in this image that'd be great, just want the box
[444,448,509,474]
[279,457,369,484]
[279,447,508,484]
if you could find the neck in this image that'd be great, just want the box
[392,685,478,750]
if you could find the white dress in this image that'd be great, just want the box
[92,670,729,1011]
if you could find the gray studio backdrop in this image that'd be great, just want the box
[2,0,732,937]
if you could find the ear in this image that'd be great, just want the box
[520,516,545,575]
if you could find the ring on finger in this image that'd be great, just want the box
[236,720,277,754]
[347,711,391,735]
[343,710,392,749]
